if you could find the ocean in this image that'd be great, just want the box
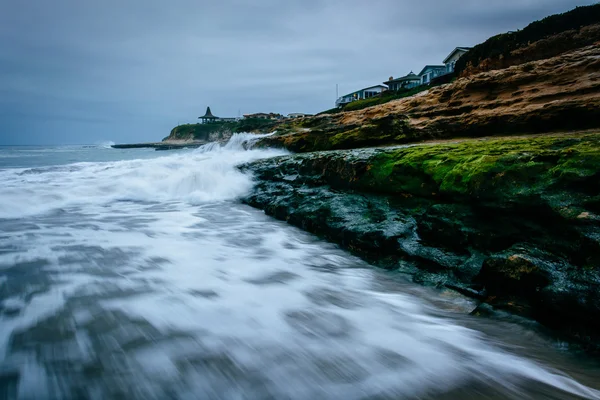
[0,135,599,399]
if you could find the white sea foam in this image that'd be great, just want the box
[0,133,286,219]
[96,140,116,149]
[0,134,599,399]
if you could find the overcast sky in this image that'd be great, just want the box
[0,0,595,145]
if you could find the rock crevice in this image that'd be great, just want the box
[240,133,600,350]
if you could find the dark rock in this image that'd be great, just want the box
[240,132,600,350]
[477,245,555,296]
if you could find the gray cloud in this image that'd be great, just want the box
[0,0,596,144]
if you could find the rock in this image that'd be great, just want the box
[240,132,600,349]
[255,45,600,153]
[477,246,554,296]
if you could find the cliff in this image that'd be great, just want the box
[456,4,600,77]
[237,14,600,349]
[164,119,277,142]
[241,131,600,350]
[256,44,600,153]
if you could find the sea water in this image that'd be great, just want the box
[0,135,599,399]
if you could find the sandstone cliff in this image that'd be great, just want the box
[240,30,600,350]
[257,44,600,152]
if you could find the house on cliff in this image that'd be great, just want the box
[383,47,472,91]
[418,65,447,85]
[383,72,421,91]
[243,113,283,120]
[288,113,313,119]
[444,47,471,73]
[335,85,388,107]
[334,46,472,107]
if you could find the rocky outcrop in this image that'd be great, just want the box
[164,123,234,142]
[456,2,600,77]
[234,11,600,348]
[165,119,277,142]
[241,132,600,350]
[256,45,600,153]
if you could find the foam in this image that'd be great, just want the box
[0,133,287,219]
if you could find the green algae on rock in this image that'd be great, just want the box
[240,132,600,350]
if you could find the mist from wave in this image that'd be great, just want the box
[0,134,599,399]
[95,140,116,149]
[0,133,287,219]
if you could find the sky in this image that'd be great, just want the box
[0,0,596,145]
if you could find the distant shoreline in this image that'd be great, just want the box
[111,140,207,151]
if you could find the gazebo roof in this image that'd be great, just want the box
[200,106,218,119]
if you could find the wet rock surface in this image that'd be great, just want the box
[241,132,600,350]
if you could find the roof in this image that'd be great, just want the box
[384,72,420,84]
[340,85,387,98]
[244,112,281,117]
[443,47,472,64]
[418,65,446,76]
[200,106,218,119]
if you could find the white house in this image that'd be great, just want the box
[243,112,283,120]
[383,72,421,91]
[418,65,447,85]
[444,47,471,73]
[287,113,313,119]
[335,85,388,107]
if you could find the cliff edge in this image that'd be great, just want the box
[240,14,600,350]
[257,42,600,152]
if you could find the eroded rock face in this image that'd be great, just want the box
[240,132,600,349]
[256,45,600,153]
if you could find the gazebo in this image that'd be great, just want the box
[199,106,219,124]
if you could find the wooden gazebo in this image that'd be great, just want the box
[199,106,219,124]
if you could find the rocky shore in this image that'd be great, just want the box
[232,17,600,348]
[240,132,600,350]
[153,6,600,349]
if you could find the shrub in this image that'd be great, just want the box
[456,4,600,76]
[340,85,435,112]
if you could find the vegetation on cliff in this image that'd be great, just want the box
[360,134,600,205]
[236,4,600,350]
[166,123,231,141]
[456,4,600,76]
[320,85,435,115]
[257,44,600,153]
[241,131,600,349]
[165,118,277,141]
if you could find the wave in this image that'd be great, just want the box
[96,140,115,149]
[0,133,286,219]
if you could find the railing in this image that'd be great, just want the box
[335,97,354,107]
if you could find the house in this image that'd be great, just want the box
[243,113,283,120]
[443,47,471,73]
[335,85,387,107]
[418,65,447,85]
[287,113,313,119]
[383,72,421,91]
